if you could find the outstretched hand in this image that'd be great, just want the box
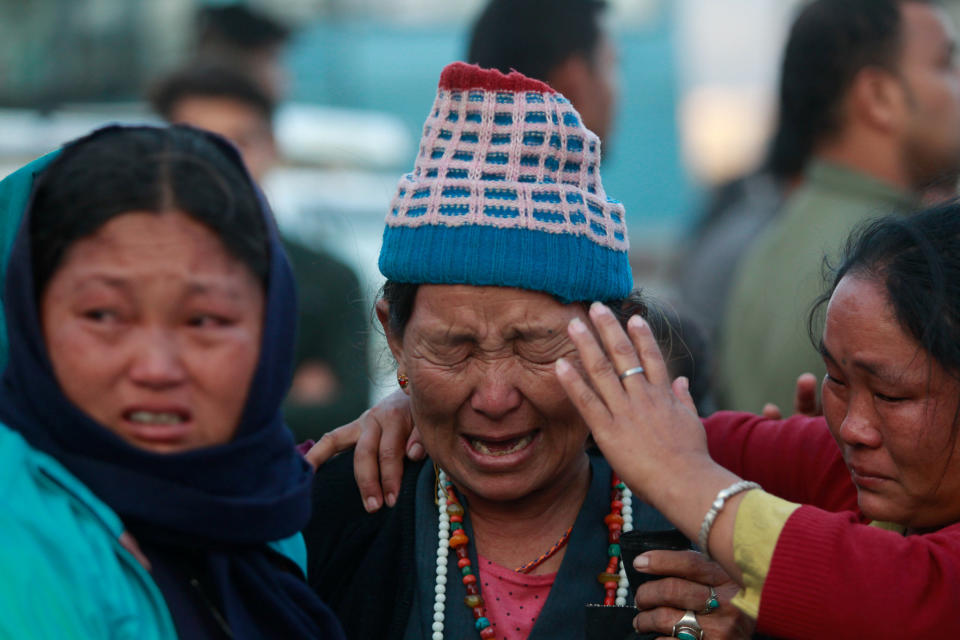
[305,389,423,512]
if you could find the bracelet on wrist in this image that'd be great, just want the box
[698,480,760,561]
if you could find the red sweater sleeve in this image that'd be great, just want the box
[704,412,960,637]
[759,509,960,638]
[703,411,859,514]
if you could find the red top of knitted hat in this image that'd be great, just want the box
[438,62,556,94]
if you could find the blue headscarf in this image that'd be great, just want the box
[0,125,343,638]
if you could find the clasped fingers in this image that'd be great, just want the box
[633,602,754,640]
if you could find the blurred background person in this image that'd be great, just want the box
[467,0,618,147]
[194,3,293,101]
[150,65,371,441]
[718,0,960,412]
[673,93,809,355]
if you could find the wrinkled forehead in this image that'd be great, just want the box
[410,284,585,338]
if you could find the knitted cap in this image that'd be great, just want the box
[378,62,631,302]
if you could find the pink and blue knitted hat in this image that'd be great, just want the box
[378,62,631,302]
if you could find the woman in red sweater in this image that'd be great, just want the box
[557,204,960,638]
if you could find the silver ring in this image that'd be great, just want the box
[673,610,703,640]
[618,365,645,381]
[701,584,720,615]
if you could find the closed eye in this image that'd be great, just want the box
[875,391,906,403]
[514,332,571,365]
[515,345,561,365]
[824,372,846,386]
[421,344,472,366]
[187,314,233,328]
[83,309,118,323]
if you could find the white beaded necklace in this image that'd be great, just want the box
[432,469,634,639]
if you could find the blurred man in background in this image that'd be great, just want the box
[467,0,618,146]
[150,66,370,439]
[194,4,292,101]
[719,0,960,412]
[674,91,809,350]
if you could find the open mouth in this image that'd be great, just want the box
[125,410,188,425]
[465,432,536,457]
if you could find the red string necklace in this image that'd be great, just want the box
[514,526,574,574]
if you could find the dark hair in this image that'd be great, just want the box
[777,0,932,166]
[149,65,275,125]
[809,200,960,380]
[380,281,713,409]
[763,89,812,180]
[29,125,269,296]
[197,5,291,52]
[467,0,607,82]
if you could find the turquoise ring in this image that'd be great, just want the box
[672,610,703,640]
[702,585,720,614]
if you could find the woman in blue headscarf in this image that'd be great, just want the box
[0,125,344,639]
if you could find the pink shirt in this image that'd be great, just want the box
[476,554,555,640]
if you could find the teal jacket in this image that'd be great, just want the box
[0,422,307,638]
[0,423,177,638]
[0,136,318,639]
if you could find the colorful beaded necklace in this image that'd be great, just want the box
[432,469,633,640]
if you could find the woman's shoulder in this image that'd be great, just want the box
[0,424,176,639]
[307,450,425,544]
[0,424,122,529]
[306,451,426,601]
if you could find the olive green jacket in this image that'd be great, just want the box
[717,161,916,412]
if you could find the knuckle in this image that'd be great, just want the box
[663,578,686,601]
[612,340,636,356]
[356,477,378,494]
[316,432,341,454]
[708,567,729,585]
[378,445,401,461]
[354,436,376,458]
[577,388,598,408]
[634,583,656,605]
[651,607,677,629]
[639,343,661,360]
[588,360,613,378]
